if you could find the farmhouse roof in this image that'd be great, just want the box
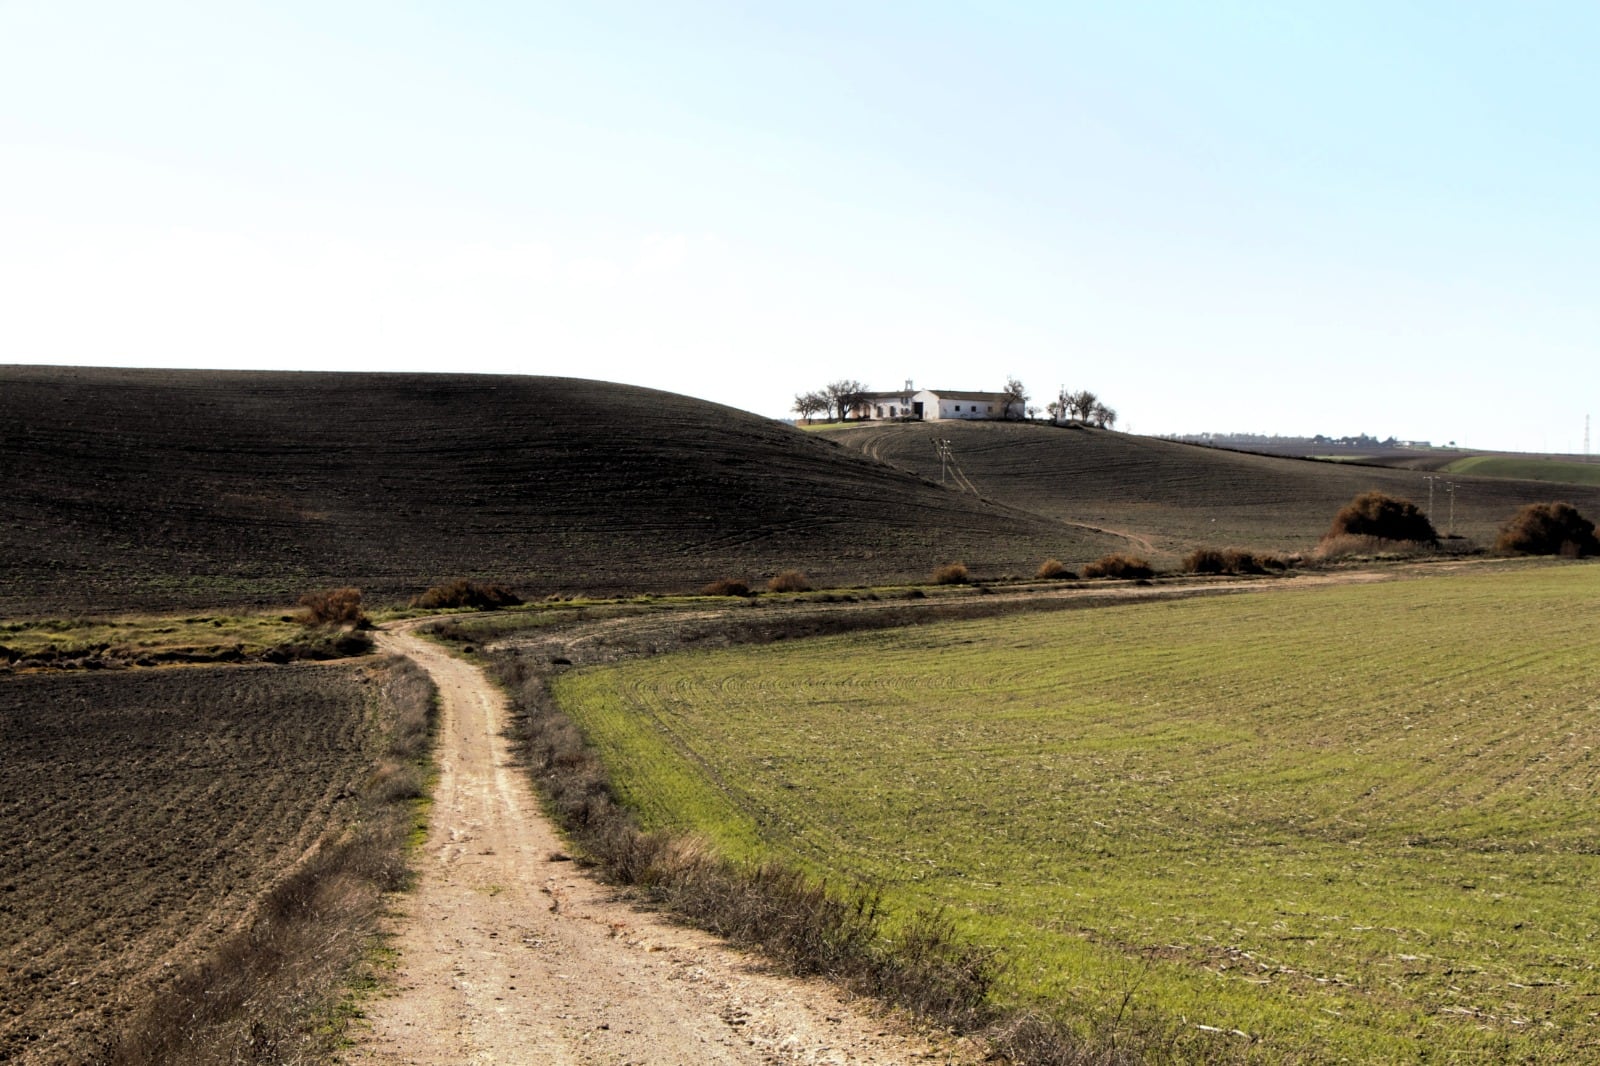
[925,389,1010,402]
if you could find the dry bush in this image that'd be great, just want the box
[933,562,970,585]
[1183,548,1284,575]
[766,569,813,593]
[296,587,367,628]
[700,577,752,597]
[1326,490,1437,544]
[1035,558,1076,580]
[1495,502,1600,558]
[1082,553,1154,580]
[410,579,522,611]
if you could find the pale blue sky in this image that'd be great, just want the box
[2,2,1595,452]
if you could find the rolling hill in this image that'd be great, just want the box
[0,367,1121,614]
[831,420,1600,556]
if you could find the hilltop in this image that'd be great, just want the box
[831,419,1600,557]
[0,368,1122,614]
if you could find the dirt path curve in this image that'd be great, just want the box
[343,627,975,1066]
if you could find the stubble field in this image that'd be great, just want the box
[552,563,1600,1062]
[0,661,397,1063]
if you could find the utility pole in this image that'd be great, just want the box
[1586,414,1591,462]
[935,438,953,484]
[1445,482,1457,538]
[1423,475,1438,521]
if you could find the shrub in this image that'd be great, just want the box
[700,578,752,597]
[1326,491,1437,544]
[1035,558,1076,580]
[932,562,969,585]
[766,569,813,593]
[1082,553,1154,579]
[1183,547,1228,575]
[1183,547,1282,575]
[410,579,523,611]
[1495,502,1600,557]
[296,587,367,628]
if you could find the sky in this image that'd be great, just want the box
[2,2,1595,453]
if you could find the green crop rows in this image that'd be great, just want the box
[553,564,1600,1062]
[1445,455,1600,487]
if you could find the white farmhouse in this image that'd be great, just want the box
[854,388,1016,422]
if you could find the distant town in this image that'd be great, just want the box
[1166,432,1445,451]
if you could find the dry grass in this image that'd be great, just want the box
[933,562,970,585]
[1312,534,1434,561]
[700,578,753,597]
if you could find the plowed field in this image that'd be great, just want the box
[0,663,383,1063]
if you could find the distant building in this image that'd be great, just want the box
[853,388,1015,422]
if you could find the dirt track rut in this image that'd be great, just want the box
[343,628,972,1066]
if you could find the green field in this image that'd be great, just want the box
[1445,455,1600,487]
[553,564,1600,1062]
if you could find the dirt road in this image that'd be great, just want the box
[344,628,974,1065]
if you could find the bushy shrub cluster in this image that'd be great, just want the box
[1034,558,1076,580]
[700,578,752,597]
[766,569,813,593]
[932,562,970,585]
[1326,491,1437,544]
[1082,553,1154,579]
[1496,501,1600,557]
[410,579,523,611]
[296,587,367,628]
[1183,547,1288,575]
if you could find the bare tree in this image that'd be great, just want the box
[1068,389,1098,422]
[1001,377,1028,420]
[792,391,827,422]
[1027,405,1041,421]
[1090,402,1117,429]
[823,379,869,422]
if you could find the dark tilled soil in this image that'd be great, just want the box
[833,420,1600,558]
[0,368,1118,614]
[0,663,381,1064]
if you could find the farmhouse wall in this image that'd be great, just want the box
[847,387,1013,422]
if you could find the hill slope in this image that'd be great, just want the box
[832,420,1600,556]
[0,368,1121,613]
